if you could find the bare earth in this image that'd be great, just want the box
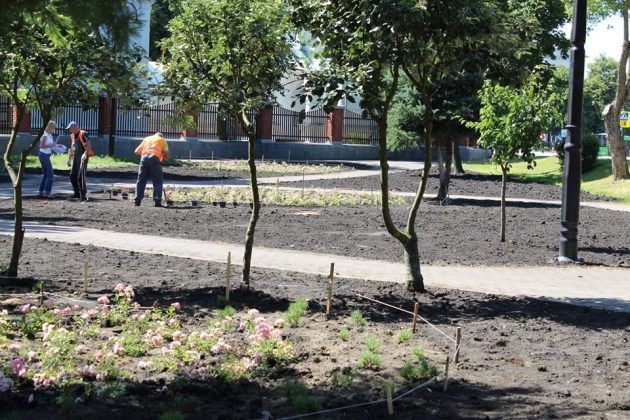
[0,166,629,419]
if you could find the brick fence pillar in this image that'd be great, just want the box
[13,107,31,134]
[326,108,344,143]
[98,97,112,136]
[256,107,273,141]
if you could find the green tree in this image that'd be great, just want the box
[466,68,564,242]
[581,1,630,179]
[293,0,544,291]
[583,56,619,135]
[161,0,293,287]
[0,3,146,277]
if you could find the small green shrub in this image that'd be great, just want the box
[285,299,308,327]
[555,133,600,173]
[350,310,367,327]
[364,336,381,352]
[397,329,413,343]
[338,328,350,341]
[217,305,236,319]
[356,350,383,370]
[276,380,322,411]
[331,369,356,387]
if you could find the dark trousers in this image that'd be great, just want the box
[135,154,163,204]
[70,156,88,199]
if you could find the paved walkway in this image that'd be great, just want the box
[0,219,628,313]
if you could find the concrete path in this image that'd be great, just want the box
[0,219,628,313]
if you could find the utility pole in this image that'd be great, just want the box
[559,0,586,262]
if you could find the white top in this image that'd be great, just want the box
[39,132,55,155]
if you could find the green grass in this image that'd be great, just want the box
[180,159,349,175]
[463,156,630,204]
[2,154,139,171]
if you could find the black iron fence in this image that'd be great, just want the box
[1,95,379,146]
[197,103,256,141]
[31,104,100,136]
[343,110,378,145]
[272,106,328,143]
[116,102,181,138]
[0,96,11,134]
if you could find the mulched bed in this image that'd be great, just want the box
[1,163,629,419]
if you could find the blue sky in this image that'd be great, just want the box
[564,15,623,69]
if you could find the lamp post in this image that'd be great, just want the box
[559,0,587,262]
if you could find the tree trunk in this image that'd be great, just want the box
[239,111,260,288]
[500,163,508,243]
[437,135,453,203]
[108,97,117,156]
[453,137,465,174]
[5,152,29,277]
[603,104,630,180]
[403,233,425,292]
[603,8,630,180]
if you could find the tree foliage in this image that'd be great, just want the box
[583,56,620,135]
[466,67,565,242]
[0,2,146,277]
[161,0,294,287]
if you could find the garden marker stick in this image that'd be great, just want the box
[454,327,462,363]
[83,259,88,296]
[326,263,334,318]
[443,356,450,392]
[226,252,232,302]
[412,302,419,333]
[386,383,394,415]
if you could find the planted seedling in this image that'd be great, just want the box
[285,299,308,327]
[350,309,367,327]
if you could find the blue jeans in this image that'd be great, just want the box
[135,154,163,204]
[38,152,53,196]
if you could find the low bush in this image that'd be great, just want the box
[555,133,600,173]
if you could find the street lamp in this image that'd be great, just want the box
[558,0,587,262]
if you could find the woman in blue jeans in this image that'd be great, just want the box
[38,120,57,198]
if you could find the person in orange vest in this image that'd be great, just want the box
[66,121,94,202]
[134,132,169,207]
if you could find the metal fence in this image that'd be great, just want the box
[343,109,378,145]
[272,106,328,143]
[197,103,256,141]
[116,102,182,138]
[0,96,12,134]
[31,104,100,136]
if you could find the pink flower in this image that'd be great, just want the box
[242,357,258,371]
[61,307,73,316]
[11,358,26,377]
[114,283,125,293]
[274,319,286,328]
[170,302,181,311]
[78,365,96,380]
[94,350,105,360]
[150,335,163,346]
[18,304,32,314]
[172,331,184,341]
[255,322,272,340]
[112,343,125,355]
[238,321,248,331]
[97,296,110,305]
[247,309,259,317]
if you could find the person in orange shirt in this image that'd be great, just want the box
[133,132,169,207]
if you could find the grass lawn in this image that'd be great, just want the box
[463,156,630,204]
[1,155,349,175]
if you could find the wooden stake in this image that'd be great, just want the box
[443,356,450,392]
[189,149,192,161]
[83,259,88,296]
[386,383,394,415]
[211,150,214,160]
[39,282,44,306]
[226,252,232,302]
[326,263,334,318]
[454,327,462,363]
[412,302,419,333]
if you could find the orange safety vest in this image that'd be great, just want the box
[136,134,169,162]
[70,130,95,157]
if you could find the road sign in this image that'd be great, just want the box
[620,111,630,128]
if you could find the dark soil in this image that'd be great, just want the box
[1,164,629,419]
